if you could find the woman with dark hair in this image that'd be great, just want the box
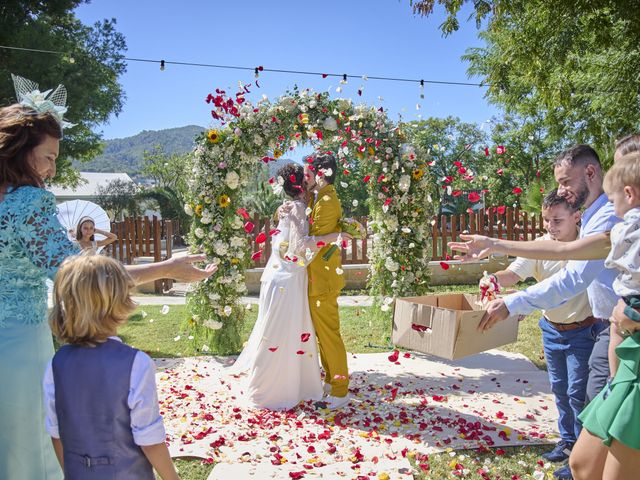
[229,162,351,410]
[74,216,117,251]
[0,76,216,479]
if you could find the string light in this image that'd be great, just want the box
[0,44,487,89]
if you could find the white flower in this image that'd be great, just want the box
[381,304,390,312]
[173,335,181,342]
[195,228,205,239]
[323,117,338,131]
[352,199,359,207]
[231,217,243,229]
[223,305,233,316]
[225,171,240,190]
[184,204,194,216]
[253,134,263,146]
[384,216,399,231]
[201,344,210,352]
[401,227,411,233]
[214,241,228,256]
[385,257,399,272]
[208,292,220,301]
[204,319,223,330]
[200,214,212,225]
[230,236,245,248]
[161,305,170,315]
[398,175,411,193]
[319,167,333,178]
[272,175,284,195]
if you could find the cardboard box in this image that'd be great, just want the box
[392,293,519,360]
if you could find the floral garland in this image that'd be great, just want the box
[185,85,435,353]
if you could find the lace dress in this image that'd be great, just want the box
[229,200,323,409]
[0,186,79,480]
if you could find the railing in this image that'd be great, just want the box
[430,207,545,260]
[248,207,544,266]
[103,216,174,293]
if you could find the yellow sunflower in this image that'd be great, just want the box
[207,129,221,143]
[218,194,231,208]
[412,168,424,180]
[273,149,283,159]
[194,204,203,216]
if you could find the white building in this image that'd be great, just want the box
[48,172,135,203]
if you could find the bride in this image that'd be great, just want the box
[229,163,350,410]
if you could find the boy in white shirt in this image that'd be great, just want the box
[488,190,602,465]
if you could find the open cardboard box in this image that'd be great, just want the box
[392,293,519,360]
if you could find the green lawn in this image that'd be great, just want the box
[121,300,552,480]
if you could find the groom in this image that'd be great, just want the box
[305,152,350,409]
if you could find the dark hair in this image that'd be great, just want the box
[553,144,601,170]
[542,188,577,212]
[0,103,63,188]
[307,152,337,184]
[76,216,95,241]
[615,134,640,156]
[276,163,305,198]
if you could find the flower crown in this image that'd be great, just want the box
[12,73,75,129]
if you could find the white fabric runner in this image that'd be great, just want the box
[156,350,558,479]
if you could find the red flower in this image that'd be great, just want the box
[388,350,399,362]
[269,229,281,236]
[315,130,323,140]
[496,145,506,154]
[468,192,481,203]
[363,175,371,183]
[301,333,311,342]
[497,205,506,214]
[512,187,523,194]
[452,190,462,197]
[484,147,490,156]
[244,222,255,233]
[236,207,250,220]
[440,261,450,270]
[255,232,267,244]
[251,250,263,261]
[496,168,504,176]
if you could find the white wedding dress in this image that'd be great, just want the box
[228,200,323,410]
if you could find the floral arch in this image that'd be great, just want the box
[185,86,435,353]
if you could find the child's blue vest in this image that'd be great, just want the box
[52,338,155,479]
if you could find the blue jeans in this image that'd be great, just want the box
[539,317,607,443]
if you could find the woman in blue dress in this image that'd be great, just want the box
[0,78,216,479]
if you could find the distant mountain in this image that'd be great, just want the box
[73,125,205,177]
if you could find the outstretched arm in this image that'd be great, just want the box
[449,232,612,262]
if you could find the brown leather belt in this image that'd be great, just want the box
[545,315,605,332]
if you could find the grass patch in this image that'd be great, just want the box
[121,301,551,479]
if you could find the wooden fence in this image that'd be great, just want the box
[248,207,544,266]
[103,216,174,292]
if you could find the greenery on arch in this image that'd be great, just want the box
[184,86,436,353]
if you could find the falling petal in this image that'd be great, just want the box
[161,305,170,315]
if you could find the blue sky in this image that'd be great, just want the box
[75,0,497,140]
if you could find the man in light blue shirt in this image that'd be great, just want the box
[478,145,619,479]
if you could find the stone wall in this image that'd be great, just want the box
[244,256,514,294]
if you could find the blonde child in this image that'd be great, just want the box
[451,152,640,479]
[44,253,179,480]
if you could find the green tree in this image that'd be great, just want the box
[0,0,127,186]
[404,116,487,214]
[96,178,140,220]
[484,114,560,211]
[244,165,283,218]
[139,145,192,235]
[411,1,640,154]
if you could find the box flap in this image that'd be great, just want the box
[453,313,519,359]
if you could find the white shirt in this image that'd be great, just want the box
[504,193,620,319]
[43,336,166,446]
[606,207,640,297]
[508,234,593,324]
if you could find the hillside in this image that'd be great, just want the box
[73,125,205,176]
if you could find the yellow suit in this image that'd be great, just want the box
[308,184,348,397]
